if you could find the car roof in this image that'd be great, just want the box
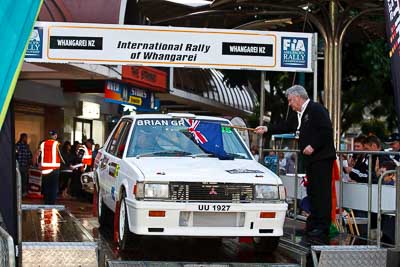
[120,113,230,122]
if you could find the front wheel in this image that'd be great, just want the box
[117,196,130,250]
[117,194,141,250]
[97,187,108,228]
[253,236,280,252]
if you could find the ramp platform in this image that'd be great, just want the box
[21,204,98,266]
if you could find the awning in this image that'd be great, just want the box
[157,68,257,116]
[20,62,121,80]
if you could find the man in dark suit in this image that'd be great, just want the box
[255,85,336,238]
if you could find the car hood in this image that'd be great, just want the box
[125,157,281,184]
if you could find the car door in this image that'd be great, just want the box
[99,120,128,209]
[102,119,132,210]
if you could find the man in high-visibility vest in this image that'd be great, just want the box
[82,138,93,171]
[39,130,64,204]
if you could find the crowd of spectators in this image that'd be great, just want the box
[263,149,296,175]
[342,133,398,185]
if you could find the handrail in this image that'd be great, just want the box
[377,169,397,248]
[0,225,15,267]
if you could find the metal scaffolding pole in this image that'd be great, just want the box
[258,72,266,163]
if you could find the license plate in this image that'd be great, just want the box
[198,204,231,212]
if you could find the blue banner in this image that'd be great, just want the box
[0,0,43,129]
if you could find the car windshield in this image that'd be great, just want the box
[126,118,251,159]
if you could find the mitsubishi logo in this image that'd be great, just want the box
[209,186,218,195]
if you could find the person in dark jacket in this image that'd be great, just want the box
[344,135,369,183]
[59,141,75,198]
[16,133,32,195]
[365,135,392,183]
[255,85,336,239]
[385,133,400,162]
[69,144,85,198]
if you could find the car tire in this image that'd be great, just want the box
[253,236,280,252]
[117,193,141,250]
[97,187,108,228]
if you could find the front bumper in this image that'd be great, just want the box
[125,198,287,237]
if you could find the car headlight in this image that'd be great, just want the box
[134,182,144,199]
[255,185,279,200]
[278,185,286,200]
[144,183,169,199]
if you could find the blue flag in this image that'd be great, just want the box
[185,119,230,159]
[0,0,43,129]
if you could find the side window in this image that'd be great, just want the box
[114,121,132,158]
[106,121,127,155]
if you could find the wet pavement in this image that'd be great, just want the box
[22,207,93,242]
[22,196,297,265]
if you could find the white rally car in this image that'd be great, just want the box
[94,113,287,251]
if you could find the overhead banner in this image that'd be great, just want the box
[26,21,315,72]
[104,80,157,111]
[384,0,400,131]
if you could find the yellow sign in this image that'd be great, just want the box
[129,96,142,106]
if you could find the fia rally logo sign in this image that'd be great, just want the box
[281,37,308,68]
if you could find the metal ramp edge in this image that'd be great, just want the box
[311,245,387,267]
[278,238,310,267]
[107,261,300,267]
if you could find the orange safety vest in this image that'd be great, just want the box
[82,146,92,166]
[40,139,61,174]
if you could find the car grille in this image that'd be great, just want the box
[169,182,254,203]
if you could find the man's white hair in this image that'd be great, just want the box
[285,85,309,100]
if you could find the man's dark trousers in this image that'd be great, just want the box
[305,159,333,233]
[19,167,28,195]
[42,169,60,205]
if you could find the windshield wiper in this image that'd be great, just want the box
[190,153,215,158]
[226,153,247,159]
[136,150,192,158]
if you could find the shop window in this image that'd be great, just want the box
[74,118,92,143]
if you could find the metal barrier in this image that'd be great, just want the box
[336,150,400,250]
[377,169,399,248]
[0,225,15,267]
[263,148,400,250]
